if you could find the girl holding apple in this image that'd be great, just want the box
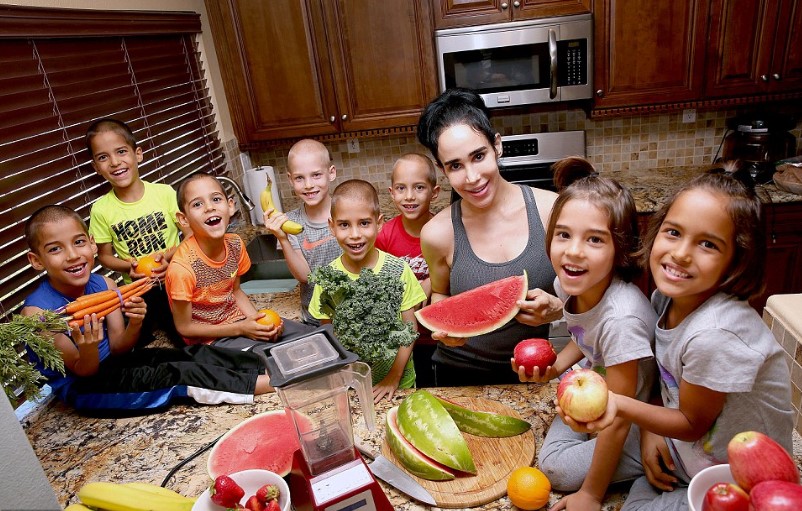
[511,157,657,511]
[570,164,793,510]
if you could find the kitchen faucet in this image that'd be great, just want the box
[216,176,255,212]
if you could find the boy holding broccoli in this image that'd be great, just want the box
[308,179,426,402]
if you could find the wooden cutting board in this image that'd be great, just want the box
[381,396,536,508]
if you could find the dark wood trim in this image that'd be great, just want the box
[0,5,201,38]
[590,91,802,119]
[238,125,419,152]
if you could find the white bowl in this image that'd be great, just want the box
[687,464,737,511]
[193,469,291,511]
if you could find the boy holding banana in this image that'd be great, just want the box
[263,139,341,326]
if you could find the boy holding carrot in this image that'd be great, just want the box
[165,173,314,351]
[22,205,273,412]
[85,118,185,347]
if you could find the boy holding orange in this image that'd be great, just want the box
[165,173,314,355]
[86,118,185,347]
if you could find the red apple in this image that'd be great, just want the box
[513,338,557,376]
[702,482,750,511]
[556,368,608,423]
[727,431,799,492]
[748,480,802,511]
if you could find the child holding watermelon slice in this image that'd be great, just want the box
[512,157,657,511]
[416,88,564,386]
[567,165,793,510]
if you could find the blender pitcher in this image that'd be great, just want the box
[277,361,375,475]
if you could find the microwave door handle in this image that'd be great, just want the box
[548,29,558,99]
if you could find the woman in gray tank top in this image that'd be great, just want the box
[417,88,564,386]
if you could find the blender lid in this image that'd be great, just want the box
[265,327,358,387]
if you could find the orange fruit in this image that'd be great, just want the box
[135,254,160,277]
[507,466,551,510]
[256,309,283,328]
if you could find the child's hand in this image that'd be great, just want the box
[640,430,678,491]
[241,315,283,342]
[123,295,147,325]
[432,330,468,347]
[372,378,399,403]
[129,253,168,280]
[71,313,103,348]
[554,390,618,433]
[263,209,289,239]
[515,288,563,326]
[509,357,557,382]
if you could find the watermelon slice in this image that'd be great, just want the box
[415,272,528,337]
[207,410,309,478]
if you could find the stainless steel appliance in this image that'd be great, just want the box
[722,113,797,184]
[435,14,593,108]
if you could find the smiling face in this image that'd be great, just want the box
[89,130,143,191]
[649,188,736,321]
[389,158,439,222]
[435,124,502,208]
[287,149,336,208]
[177,176,235,242]
[27,217,97,296]
[329,196,383,272]
[549,198,616,312]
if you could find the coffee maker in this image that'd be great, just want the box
[722,113,797,184]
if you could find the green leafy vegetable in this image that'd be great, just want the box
[310,266,418,364]
[1,311,66,404]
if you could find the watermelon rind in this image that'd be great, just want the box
[414,272,528,337]
[397,390,477,474]
[207,409,306,478]
[435,396,531,437]
[385,406,456,481]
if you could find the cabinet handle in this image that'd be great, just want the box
[773,73,782,81]
[761,74,769,82]
[329,116,336,123]
[501,2,508,9]
[596,89,604,97]
[341,114,348,121]
[513,0,520,6]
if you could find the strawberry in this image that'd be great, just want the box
[256,484,280,502]
[210,475,245,508]
[245,495,266,511]
[264,499,281,511]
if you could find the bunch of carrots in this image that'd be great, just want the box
[57,277,153,329]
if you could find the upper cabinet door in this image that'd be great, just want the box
[432,0,591,29]
[769,0,802,92]
[205,0,340,142]
[592,0,709,109]
[322,0,438,132]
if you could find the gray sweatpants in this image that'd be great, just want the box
[620,476,689,511]
[537,415,645,491]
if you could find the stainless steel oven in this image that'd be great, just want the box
[436,14,593,108]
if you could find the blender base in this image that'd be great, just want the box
[289,448,393,511]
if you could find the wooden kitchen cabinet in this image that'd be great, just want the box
[592,0,709,109]
[705,0,802,98]
[431,0,591,29]
[752,201,802,311]
[205,0,437,145]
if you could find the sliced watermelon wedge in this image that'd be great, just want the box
[207,409,308,478]
[414,272,528,337]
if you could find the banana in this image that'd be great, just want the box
[260,176,304,235]
[78,481,195,511]
[123,482,195,502]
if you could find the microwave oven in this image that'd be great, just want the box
[435,14,593,108]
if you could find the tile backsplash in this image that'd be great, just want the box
[225,107,802,213]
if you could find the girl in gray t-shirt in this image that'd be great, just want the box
[513,157,656,510]
[575,167,793,511]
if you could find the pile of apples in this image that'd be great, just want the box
[703,431,802,511]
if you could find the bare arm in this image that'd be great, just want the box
[102,277,145,354]
[96,242,135,275]
[21,305,102,377]
[372,308,417,403]
[420,208,453,305]
[171,298,280,342]
[513,338,584,382]
[265,210,311,284]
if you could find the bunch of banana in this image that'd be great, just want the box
[260,176,304,235]
[71,481,196,511]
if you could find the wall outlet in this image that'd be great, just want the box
[682,109,696,123]
[347,138,360,153]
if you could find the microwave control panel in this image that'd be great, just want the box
[557,39,587,86]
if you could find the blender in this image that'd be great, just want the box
[266,329,393,511]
